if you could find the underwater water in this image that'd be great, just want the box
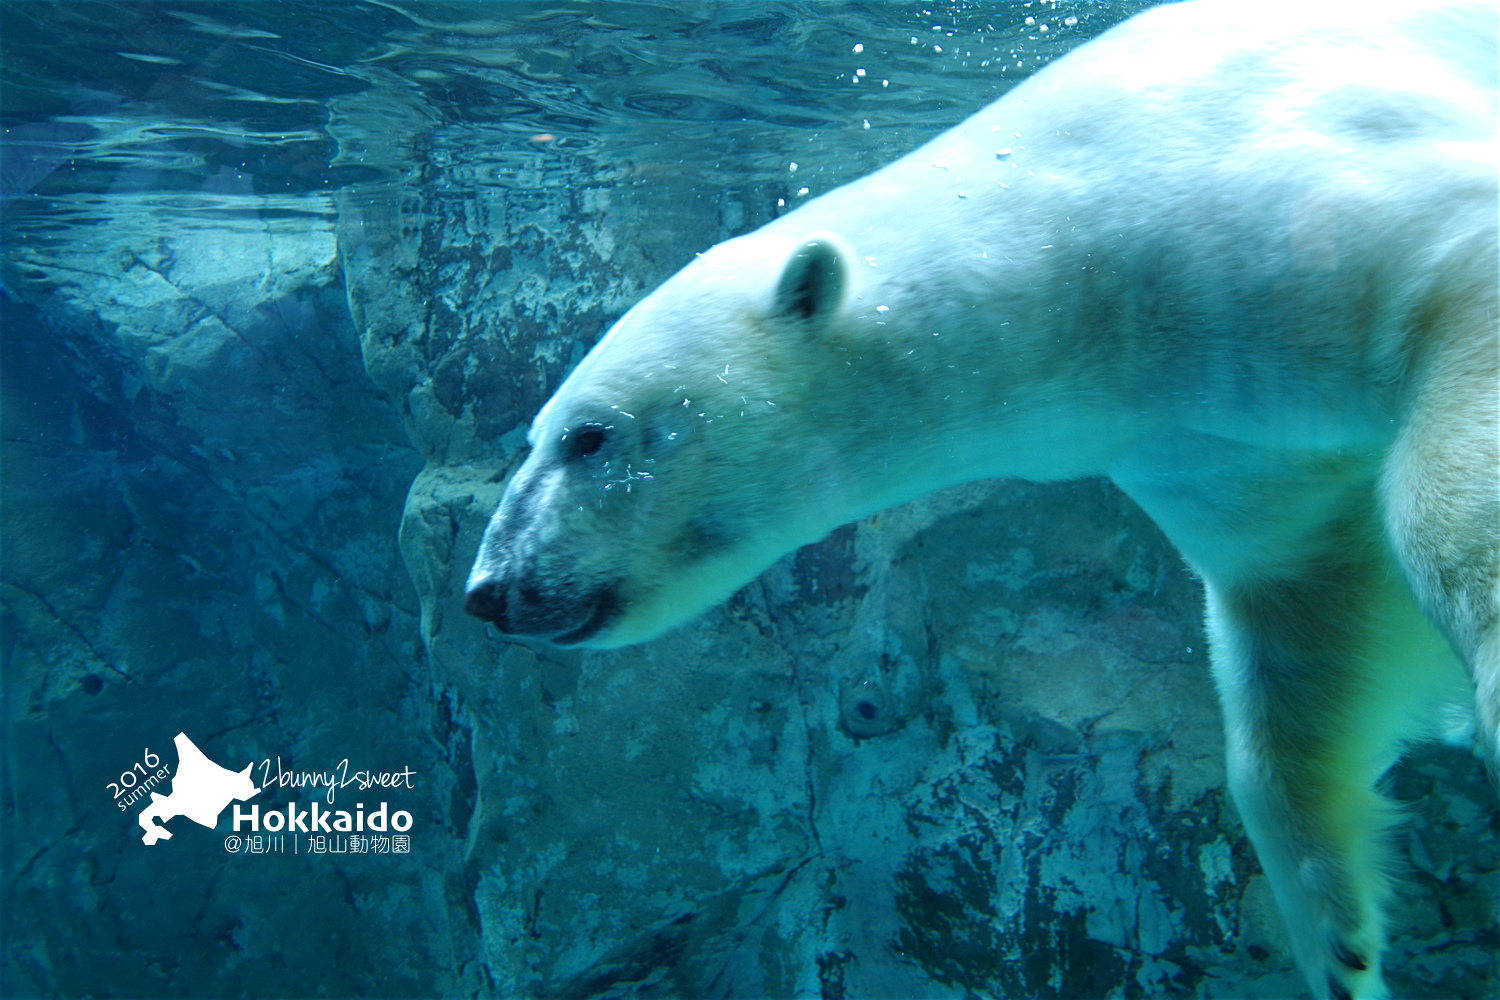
[2,2,1496,998]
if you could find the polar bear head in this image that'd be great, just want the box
[465,231,907,647]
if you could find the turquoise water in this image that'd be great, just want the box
[3,3,1144,226]
[3,4,1494,1000]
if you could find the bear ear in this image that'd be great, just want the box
[772,232,850,323]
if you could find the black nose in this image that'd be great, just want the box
[465,577,508,625]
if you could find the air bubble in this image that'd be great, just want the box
[797,187,809,196]
[876,305,890,313]
[933,44,942,53]
[789,161,798,173]
[933,158,950,169]
[856,68,866,76]
[1064,15,1078,26]
[853,43,864,53]
[863,119,871,130]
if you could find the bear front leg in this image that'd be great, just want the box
[1201,539,1465,1000]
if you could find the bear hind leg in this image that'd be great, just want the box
[1380,334,1500,776]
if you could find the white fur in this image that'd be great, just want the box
[468,3,1498,996]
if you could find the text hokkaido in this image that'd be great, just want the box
[233,801,411,833]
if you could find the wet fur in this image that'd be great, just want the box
[468,3,1498,996]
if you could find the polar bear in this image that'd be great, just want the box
[465,2,1497,998]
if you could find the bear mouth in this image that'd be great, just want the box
[464,573,621,646]
[548,586,621,646]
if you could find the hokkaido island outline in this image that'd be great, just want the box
[138,732,259,845]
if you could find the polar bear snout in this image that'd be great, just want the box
[464,569,621,646]
[463,455,628,644]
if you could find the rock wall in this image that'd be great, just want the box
[0,193,474,998]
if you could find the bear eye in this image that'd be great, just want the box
[568,423,607,458]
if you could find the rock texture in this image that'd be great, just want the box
[1,192,473,998]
